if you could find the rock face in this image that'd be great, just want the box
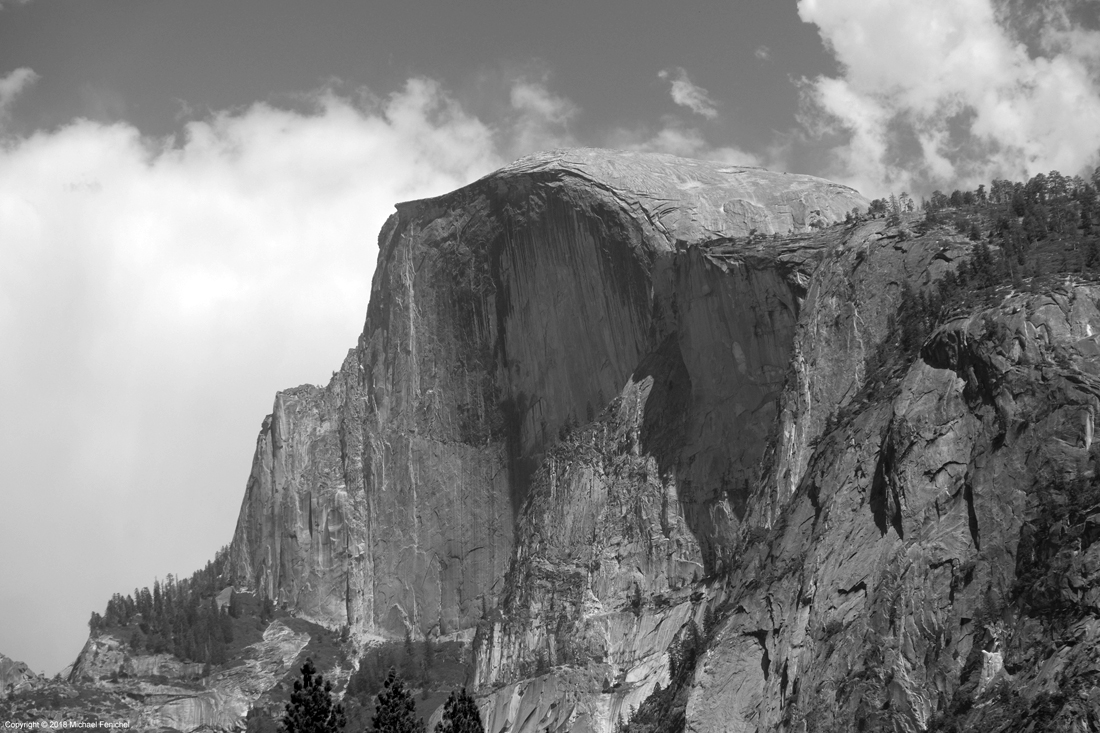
[683,274,1100,733]
[220,146,1100,732]
[227,149,866,647]
[0,653,40,699]
[71,634,206,683]
[65,620,309,730]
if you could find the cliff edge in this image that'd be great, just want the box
[227,148,866,645]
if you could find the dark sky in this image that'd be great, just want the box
[2,0,1099,677]
[0,0,832,159]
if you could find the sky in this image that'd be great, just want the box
[1,0,1100,677]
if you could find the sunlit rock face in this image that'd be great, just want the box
[681,233,1100,732]
[70,634,206,682]
[226,149,867,663]
[65,621,309,731]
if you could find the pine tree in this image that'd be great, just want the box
[434,688,484,733]
[371,669,425,733]
[280,658,346,733]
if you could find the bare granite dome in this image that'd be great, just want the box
[490,148,868,242]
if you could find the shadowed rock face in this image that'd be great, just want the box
[226,149,867,656]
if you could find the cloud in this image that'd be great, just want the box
[754,45,772,61]
[0,62,764,675]
[797,0,1100,196]
[507,76,579,155]
[658,67,720,119]
[0,67,37,115]
[607,119,760,166]
[0,76,503,674]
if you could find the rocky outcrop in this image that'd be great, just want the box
[682,271,1100,732]
[222,148,865,731]
[227,149,866,650]
[71,634,206,683]
[64,620,309,730]
[136,620,310,731]
[0,653,41,699]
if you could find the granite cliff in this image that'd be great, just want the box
[220,149,1100,731]
[226,149,865,645]
[19,148,1100,732]
[0,654,41,699]
[225,148,869,729]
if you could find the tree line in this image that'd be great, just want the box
[277,658,483,733]
[87,545,240,667]
[854,167,1100,380]
[860,167,1100,243]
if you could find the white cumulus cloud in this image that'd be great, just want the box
[507,76,580,155]
[0,67,37,115]
[0,63,766,675]
[606,120,760,166]
[659,67,720,119]
[797,0,1100,196]
[0,75,503,675]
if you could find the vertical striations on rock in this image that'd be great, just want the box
[226,148,867,671]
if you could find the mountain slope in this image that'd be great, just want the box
[16,149,1100,732]
[226,148,865,646]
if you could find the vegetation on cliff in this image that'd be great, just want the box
[615,621,704,733]
[860,168,1100,388]
[618,166,1100,733]
[86,546,241,668]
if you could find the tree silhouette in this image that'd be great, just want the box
[435,689,484,733]
[280,658,346,733]
[371,669,425,733]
